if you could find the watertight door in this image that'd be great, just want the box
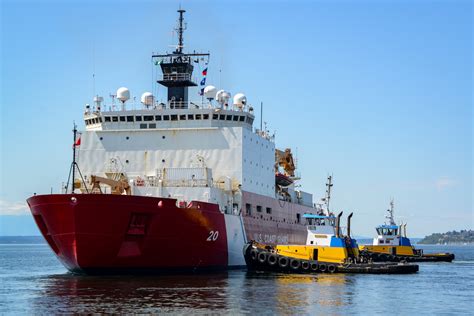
[313,249,318,260]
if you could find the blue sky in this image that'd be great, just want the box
[0,0,472,237]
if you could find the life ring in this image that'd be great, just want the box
[319,263,327,272]
[301,261,310,270]
[290,258,301,270]
[278,256,289,268]
[250,249,258,261]
[328,264,336,273]
[310,261,319,272]
[258,252,267,264]
[267,254,278,266]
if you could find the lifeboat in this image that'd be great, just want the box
[275,172,293,187]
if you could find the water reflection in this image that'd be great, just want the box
[242,272,354,314]
[32,273,232,314]
[29,271,357,314]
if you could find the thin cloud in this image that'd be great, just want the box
[435,177,457,191]
[0,200,30,216]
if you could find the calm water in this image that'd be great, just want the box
[0,243,473,314]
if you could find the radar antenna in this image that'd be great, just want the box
[386,199,396,225]
[175,9,186,54]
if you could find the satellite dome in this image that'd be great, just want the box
[140,92,154,107]
[117,87,130,103]
[204,85,217,100]
[233,93,247,109]
[216,90,231,106]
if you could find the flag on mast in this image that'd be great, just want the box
[199,65,208,96]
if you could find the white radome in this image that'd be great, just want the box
[117,87,130,103]
[204,85,217,100]
[141,92,154,106]
[233,93,247,109]
[216,90,231,106]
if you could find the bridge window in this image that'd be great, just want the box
[135,116,142,121]
[139,124,147,129]
[144,115,153,121]
[256,205,262,213]
[239,116,245,122]
[212,114,218,119]
[127,116,134,122]
[219,114,225,120]
[226,115,232,121]
[233,115,239,121]
[163,115,170,121]
[180,115,186,120]
[203,114,209,119]
[149,123,156,128]
[104,117,111,122]
[155,115,162,121]
[196,114,202,120]
[171,115,178,121]
[111,116,118,122]
[120,116,126,122]
[187,114,194,120]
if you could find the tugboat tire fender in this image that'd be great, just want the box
[250,249,258,261]
[310,261,319,271]
[319,263,327,272]
[278,256,289,268]
[290,258,301,270]
[258,252,267,263]
[301,261,310,270]
[328,264,336,273]
[267,254,278,266]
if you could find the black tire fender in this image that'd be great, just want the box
[310,262,319,271]
[301,261,310,270]
[250,249,258,261]
[267,254,278,266]
[290,258,301,270]
[258,252,267,263]
[278,256,289,268]
[319,263,327,272]
[328,264,336,273]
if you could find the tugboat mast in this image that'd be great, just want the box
[386,199,396,225]
[325,175,333,213]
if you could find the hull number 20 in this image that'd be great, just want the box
[207,230,219,241]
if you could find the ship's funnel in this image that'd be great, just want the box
[347,212,353,237]
[336,211,343,238]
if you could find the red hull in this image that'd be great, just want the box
[27,194,228,273]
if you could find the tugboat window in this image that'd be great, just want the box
[256,205,262,213]
[246,203,252,215]
[266,207,272,214]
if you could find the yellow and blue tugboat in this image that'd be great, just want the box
[244,210,419,274]
[358,200,454,262]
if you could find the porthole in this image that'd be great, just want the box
[162,159,165,163]
[100,137,103,140]
[126,136,129,140]
[162,135,166,139]
[125,160,129,163]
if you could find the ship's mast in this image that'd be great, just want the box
[175,9,186,54]
[152,9,210,109]
[386,199,396,225]
[325,175,333,214]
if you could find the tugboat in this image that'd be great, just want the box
[243,180,419,274]
[358,200,455,262]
